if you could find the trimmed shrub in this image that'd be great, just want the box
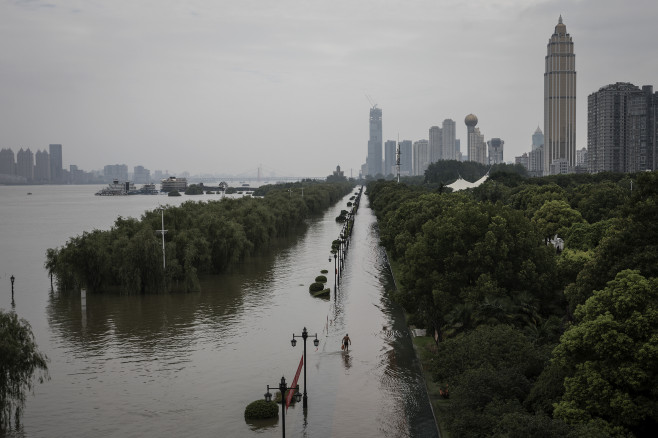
[244,400,279,419]
[321,269,328,274]
[309,282,324,292]
[315,275,327,283]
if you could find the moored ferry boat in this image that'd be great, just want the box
[95,179,135,196]
[160,176,188,193]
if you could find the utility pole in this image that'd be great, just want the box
[156,209,167,270]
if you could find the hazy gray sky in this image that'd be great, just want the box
[2,0,657,178]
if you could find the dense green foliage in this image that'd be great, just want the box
[184,184,204,195]
[0,311,49,430]
[368,171,658,437]
[244,399,279,419]
[46,181,354,293]
[315,275,327,283]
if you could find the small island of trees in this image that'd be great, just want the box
[45,181,355,294]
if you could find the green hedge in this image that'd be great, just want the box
[244,400,279,419]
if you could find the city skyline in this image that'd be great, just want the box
[2,1,658,177]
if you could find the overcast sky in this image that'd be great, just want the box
[2,0,657,178]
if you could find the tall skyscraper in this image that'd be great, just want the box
[429,126,442,163]
[487,138,504,164]
[49,144,62,183]
[442,119,457,160]
[367,106,383,176]
[544,16,576,175]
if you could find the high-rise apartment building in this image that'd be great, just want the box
[367,106,383,176]
[544,16,576,175]
[133,165,151,184]
[487,138,504,165]
[49,144,63,183]
[0,148,15,175]
[627,85,658,172]
[104,164,129,182]
[16,148,34,181]
[413,140,429,176]
[399,140,413,176]
[588,82,658,173]
[442,119,457,160]
[34,149,50,182]
[384,140,397,176]
[429,126,442,163]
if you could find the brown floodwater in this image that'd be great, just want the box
[0,184,438,437]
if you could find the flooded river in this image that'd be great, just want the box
[0,184,438,437]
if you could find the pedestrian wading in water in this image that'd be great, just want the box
[342,334,351,351]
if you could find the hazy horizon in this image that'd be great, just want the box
[2,0,657,177]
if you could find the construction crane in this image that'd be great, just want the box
[365,93,378,109]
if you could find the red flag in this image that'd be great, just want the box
[286,355,304,410]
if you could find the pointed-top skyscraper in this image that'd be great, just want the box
[544,15,576,175]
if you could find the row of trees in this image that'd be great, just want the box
[367,170,658,437]
[45,181,355,294]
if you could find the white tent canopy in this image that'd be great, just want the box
[446,172,489,191]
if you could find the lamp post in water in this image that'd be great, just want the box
[264,376,301,438]
[291,327,319,409]
[333,252,338,289]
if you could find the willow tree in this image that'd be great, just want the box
[0,311,49,430]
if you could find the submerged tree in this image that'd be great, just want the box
[0,310,49,431]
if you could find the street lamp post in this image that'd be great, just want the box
[334,252,338,289]
[291,327,319,409]
[10,275,15,299]
[264,376,301,438]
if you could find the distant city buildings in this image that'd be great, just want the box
[442,119,457,160]
[16,148,34,181]
[487,138,504,165]
[384,140,397,176]
[413,139,429,176]
[544,15,577,175]
[429,126,442,163]
[133,165,151,184]
[34,149,50,183]
[465,114,487,165]
[104,164,129,183]
[49,144,63,183]
[399,140,413,176]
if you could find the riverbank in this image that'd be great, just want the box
[385,257,450,438]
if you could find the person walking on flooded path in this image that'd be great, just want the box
[342,334,351,351]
